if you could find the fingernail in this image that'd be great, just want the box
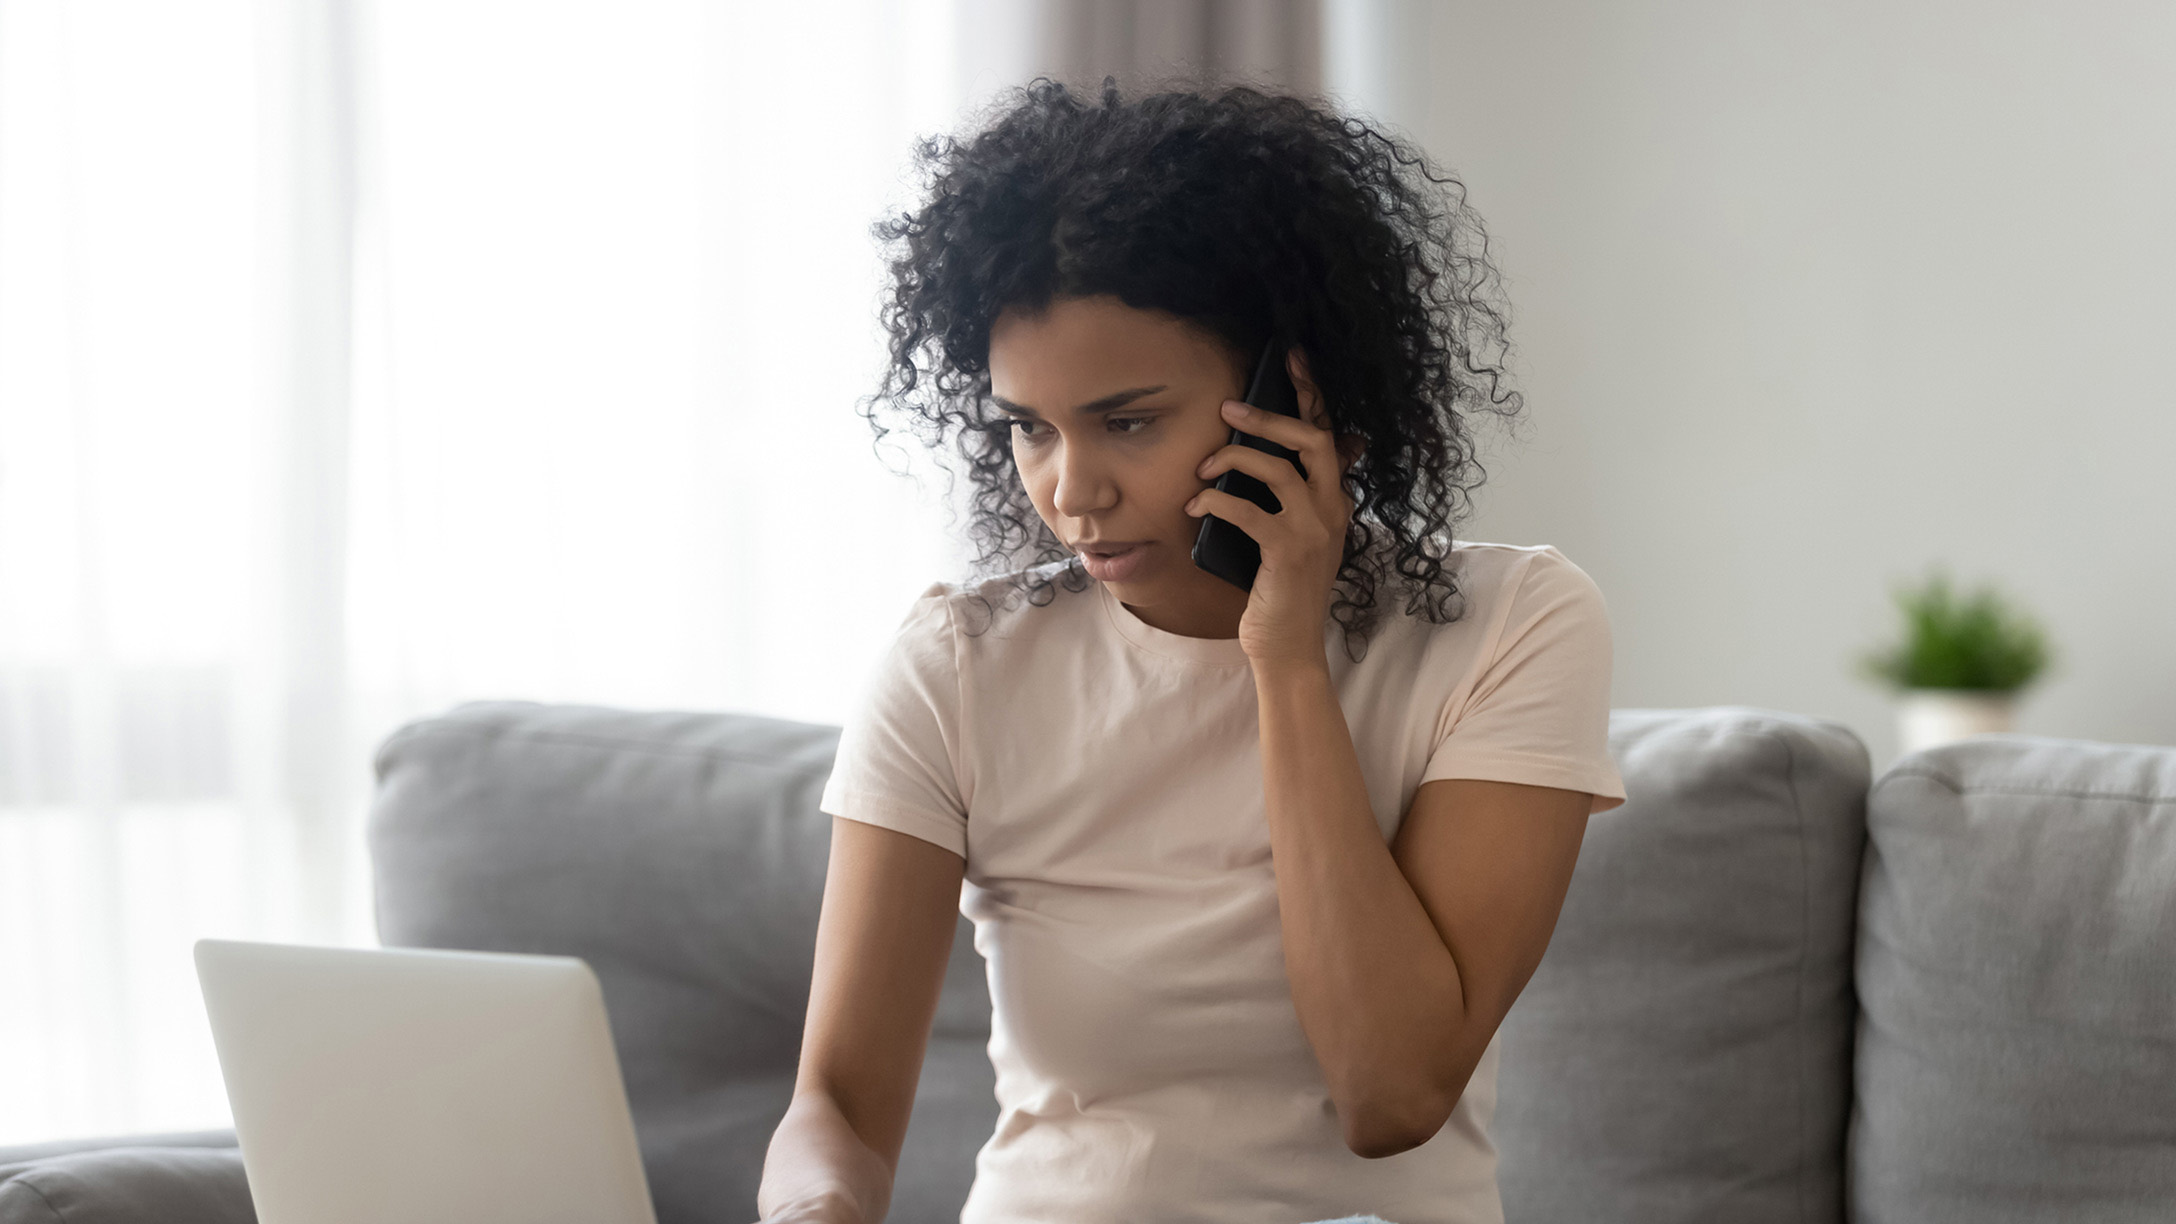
[1223,400,1248,416]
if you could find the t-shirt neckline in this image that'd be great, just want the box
[1096,580,1255,668]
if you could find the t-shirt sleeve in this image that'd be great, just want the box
[1420,547,1628,814]
[816,581,972,859]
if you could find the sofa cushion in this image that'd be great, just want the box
[0,1145,253,1224]
[368,700,996,1224]
[1850,734,2176,1223]
[1493,707,1869,1224]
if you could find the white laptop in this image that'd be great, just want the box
[194,939,658,1224]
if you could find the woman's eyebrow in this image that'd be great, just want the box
[990,386,1168,419]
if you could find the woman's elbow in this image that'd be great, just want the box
[1340,1090,1454,1160]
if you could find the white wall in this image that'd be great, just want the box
[1375,0,2176,769]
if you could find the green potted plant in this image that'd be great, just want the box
[1857,566,2053,754]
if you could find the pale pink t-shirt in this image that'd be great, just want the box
[817,541,1626,1224]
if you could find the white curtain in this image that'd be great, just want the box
[0,0,1376,1145]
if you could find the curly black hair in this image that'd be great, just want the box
[861,74,1526,662]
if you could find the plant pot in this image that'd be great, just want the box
[1896,688,2017,755]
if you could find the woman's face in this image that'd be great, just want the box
[986,293,1258,638]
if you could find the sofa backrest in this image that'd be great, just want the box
[1492,706,1870,1224]
[371,700,1880,1224]
[1849,734,2176,1222]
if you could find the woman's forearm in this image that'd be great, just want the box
[1252,658,1468,1156]
[754,1089,894,1223]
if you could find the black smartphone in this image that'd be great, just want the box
[1191,337,1307,592]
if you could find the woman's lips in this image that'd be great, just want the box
[1080,542,1151,581]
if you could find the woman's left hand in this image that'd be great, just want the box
[1186,349,1364,670]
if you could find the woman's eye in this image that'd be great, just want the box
[1006,417,1154,441]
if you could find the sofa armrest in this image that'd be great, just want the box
[0,1132,235,1168]
[0,1135,251,1224]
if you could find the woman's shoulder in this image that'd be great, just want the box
[1373,540,1597,619]
[1350,541,1603,667]
[1447,538,1587,577]
[897,557,1094,644]
[1443,540,1605,611]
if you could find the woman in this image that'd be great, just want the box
[754,76,1626,1224]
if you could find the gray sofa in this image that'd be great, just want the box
[4,702,2171,1223]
